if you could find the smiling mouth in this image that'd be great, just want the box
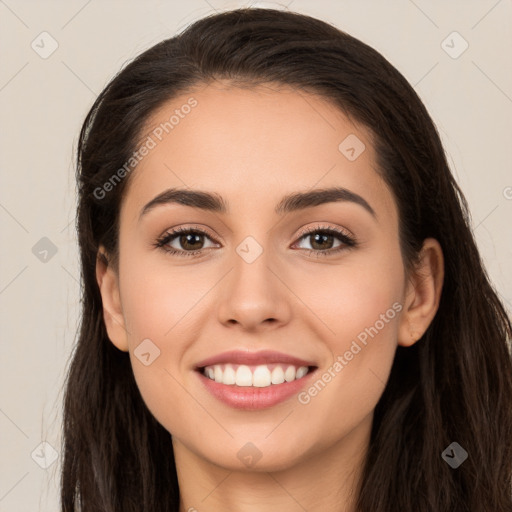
[196,363,318,388]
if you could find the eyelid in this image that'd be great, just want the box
[294,223,355,241]
[158,224,220,242]
[157,223,353,243]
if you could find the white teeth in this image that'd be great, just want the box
[284,365,296,382]
[223,364,236,385]
[271,366,285,384]
[296,366,308,379]
[235,365,253,386]
[252,365,271,387]
[202,363,311,387]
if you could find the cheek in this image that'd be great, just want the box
[291,245,404,419]
[116,253,198,422]
[120,247,206,340]
[291,242,404,344]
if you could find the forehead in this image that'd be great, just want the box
[121,81,397,224]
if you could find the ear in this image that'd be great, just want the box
[95,246,129,352]
[397,238,444,347]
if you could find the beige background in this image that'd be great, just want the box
[0,0,511,510]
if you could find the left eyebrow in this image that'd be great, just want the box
[138,186,377,221]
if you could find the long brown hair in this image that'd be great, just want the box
[62,8,512,511]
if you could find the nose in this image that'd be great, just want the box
[216,244,292,332]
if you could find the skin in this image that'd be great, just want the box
[96,81,444,512]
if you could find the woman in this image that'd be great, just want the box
[61,7,512,511]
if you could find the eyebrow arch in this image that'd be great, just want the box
[138,186,376,221]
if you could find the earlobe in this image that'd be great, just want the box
[397,238,444,347]
[95,246,129,352]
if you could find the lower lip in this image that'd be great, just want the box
[196,368,317,410]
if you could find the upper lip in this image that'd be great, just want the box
[194,350,317,369]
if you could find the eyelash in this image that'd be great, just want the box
[153,224,357,258]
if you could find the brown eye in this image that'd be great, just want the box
[176,232,205,251]
[307,232,336,250]
[155,227,219,257]
[294,226,357,257]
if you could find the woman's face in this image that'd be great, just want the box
[99,81,413,472]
